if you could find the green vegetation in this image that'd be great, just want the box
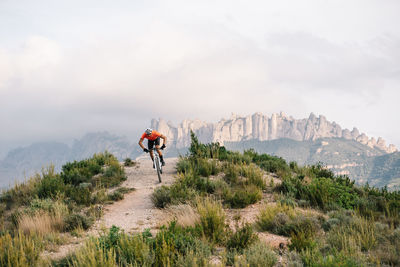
[123,158,136,167]
[2,133,400,266]
[0,152,129,266]
[153,132,400,266]
[225,138,400,190]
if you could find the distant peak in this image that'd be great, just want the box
[151,112,397,153]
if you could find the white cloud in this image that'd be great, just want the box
[0,0,400,153]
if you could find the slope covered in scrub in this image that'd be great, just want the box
[1,132,399,266]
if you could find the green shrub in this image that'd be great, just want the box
[124,158,136,167]
[0,231,43,266]
[175,249,210,267]
[85,205,103,220]
[98,225,122,250]
[279,172,360,211]
[224,163,240,184]
[300,248,362,267]
[152,221,205,266]
[0,175,41,209]
[66,185,92,206]
[64,213,93,231]
[151,186,172,208]
[322,218,341,232]
[289,231,317,251]
[117,233,154,266]
[242,164,266,190]
[180,171,215,194]
[257,203,295,232]
[108,191,124,201]
[196,197,226,243]
[227,223,258,251]
[176,157,193,174]
[61,152,124,188]
[327,216,376,253]
[107,187,134,202]
[243,241,277,267]
[197,158,213,177]
[90,188,109,204]
[71,238,118,267]
[37,167,66,199]
[226,185,262,209]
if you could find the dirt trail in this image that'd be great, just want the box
[45,158,177,261]
[93,157,177,233]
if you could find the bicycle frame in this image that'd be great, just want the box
[150,147,162,183]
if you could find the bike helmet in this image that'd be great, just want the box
[145,128,153,135]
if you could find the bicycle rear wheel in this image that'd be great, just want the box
[155,158,162,183]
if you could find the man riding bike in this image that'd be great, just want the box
[138,128,167,166]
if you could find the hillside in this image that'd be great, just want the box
[1,135,399,266]
[0,132,143,188]
[224,138,400,189]
[1,113,399,189]
[368,152,400,189]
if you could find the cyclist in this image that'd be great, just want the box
[138,128,167,166]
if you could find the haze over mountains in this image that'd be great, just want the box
[1,112,399,189]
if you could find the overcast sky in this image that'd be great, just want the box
[1,0,399,158]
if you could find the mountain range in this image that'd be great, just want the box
[1,112,399,190]
[151,112,397,154]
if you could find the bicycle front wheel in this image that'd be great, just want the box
[155,158,162,183]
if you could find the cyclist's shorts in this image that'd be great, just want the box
[148,137,160,149]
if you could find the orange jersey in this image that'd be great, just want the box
[141,130,161,141]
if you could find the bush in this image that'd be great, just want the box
[175,249,210,267]
[0,175,41,209]
[71,238,118,267]
[124,158,136,167]
[176,157,193,174]
[226,185,262,209]
[289,231,317,251]
[151,179,198,209]
[66,185,92,206]
[224,163,240,184]
[300,248,362,267]
[0,231,43,266]
[227,223,258,251]
[322,218,341,232]
[108,191,124,201]
[153,221,205,266]
[242,164,266,190]
[327,216,376,253]
[61,152,124,188]
[279,172,360,211]
[64,213,93,231]
[257,203,295,232]
[151,186,172,208]
[197,158,213,177]
[37,167,65,199]
[196,197,226,243]
[117,232,154,266]
[180,171,215,194]
[243,241,277,267]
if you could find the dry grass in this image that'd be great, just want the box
[162,204,200,227]
[18,211,64,235]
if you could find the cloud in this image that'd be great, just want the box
[0,15,400,152]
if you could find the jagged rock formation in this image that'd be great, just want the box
[151,112,397,154]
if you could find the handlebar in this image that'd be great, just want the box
[144,147,165,153]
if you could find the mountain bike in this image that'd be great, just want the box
[146,147,164,183]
